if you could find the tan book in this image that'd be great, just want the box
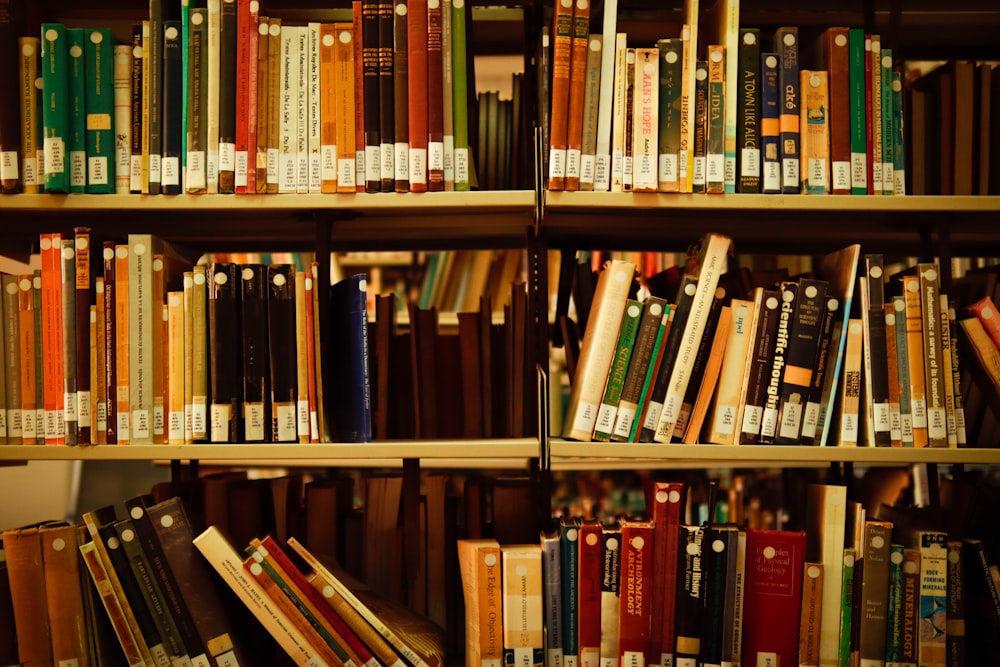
[320,23,338,193]
[183,271,194,442]
[707,298,756,444]
[579,34,603,190]
[457,539,503,667]
[631,47,659,193]
[115,245,130,444]
[884,302,902,447]
[938,293,958,447]
[562,259,636,441]
[192,266,208,442]
[18,37,41,193]
[682,304,731,444]
[266,18,283,194]
[958,317,1000,395]
[295,271,310,443]
[88,305,96,446]
[18,276,37,445]
[141,21,151,192]
[609,34,628,191]
[902,275,929,447]
[192,526,325,666]
[256,16,271,192]
[40,523,90,667]
[800,70,830,194]
[152,254,166,444]
[1,276,20,445]
[837,318,863,446]
[501,544,544,667]
[127,235,155,444]
[797,563,823,667]
[79,540,147,667]
[167,291,185,444]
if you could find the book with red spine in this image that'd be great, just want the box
[617,521,653,667]
[578,521,603,667]
[820,27,851,194]
[741,529,806,667]
[547,0,573,190]
[407,0,429,192]
[41,233,64,444]
[426,0,445,191]
[235,0,255,193]
[646,481,686,667]
[564,0,590,191]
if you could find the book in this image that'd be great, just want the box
[62,238,78,445]
[547,0,573,190]
[774,27,799,193]
[162,21,183,194]
[800,70,829,194]
[797,562,823,667]
[562,259,636,441]
[329,273,372,442]
[742,529,807,667]
[705,45,725,194]
[736,29,761,193]
[674,525,704,667]
[916,265,947,446]
[617,521,653,667]
[579,34,602,191]
[759,282,798,444]
[632,47,659,193]
[335,23,357,193]
[707,298,755,444]
[209,263,240,442]
[267,265,297,443]
[592,0,617,191]
[599,526,621,667]
[458,539,503,667]
[378,0,395,192]
[912,531,947,667]
[85,28,115,193]
[406,0,427,192]
[681,303,730,444]
[593,299,642,441]
[610,297,666,442]
[41,23,70,193]
[240,264,269,443]
[820,27,851,194]
[760,52,780,193]
[564,0,590,191]
[578,521,602,667]
[0,0,22,193]
[647,482,686,667]
[848,29,867,194]
[187,8,208,193]
[657,38,683,192]
[451,0,470,190]
[2,275,20,445]
[113,43,132,194]
[806,483,847,667]
[17,36,40,193]
[858,521,892,667]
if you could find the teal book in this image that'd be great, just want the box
[41,23,70,193]
[181,0,189,184]
[892,70,905,195]
[84,28,115,194]
[451,0,470,190]
[885,544,905,666]
[736,29,761,193]
[593,299,642,442]
[656,38,682,192]
[67,28,87,193]
[848,29,867,195]
[880,49,894,195]
[773,26,799,194]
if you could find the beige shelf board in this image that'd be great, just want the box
[0,439,540,462]
[173,457,535,470]
[548,440,1000,466]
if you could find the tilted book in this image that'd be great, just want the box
[774,279,829,445]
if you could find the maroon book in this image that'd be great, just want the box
[407,0,428,192]
[577,521,603,664]
[742,528,807,667]
[426,0,444,191]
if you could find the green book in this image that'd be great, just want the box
[892,71,905,195]
[736,29,761,193]
[628,305,670,442]
[880,49,894,195]
[41,23,70,193]
[885,544,905,665]
[838,547,856,667]
[593,299,642,441]
[84,28,115,194]
[706,45,725,193]
[451,0,470,190]
[656,38,683,192]
[67,28,87,193]
[848,28,867,195]
[181,0,189,184]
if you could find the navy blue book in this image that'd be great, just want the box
[161,21,183,194]
[329,274,372,442]
[761,52,781,194]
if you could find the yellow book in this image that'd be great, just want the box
[319,23,338,193]
[457,539,503,667]
[501,544,544,667]
[183,271,194,442]
[707,298,757,444]
[167,291,185,444]
[800,70,830,194]
[192,266,208,441]
[902,275,929,447]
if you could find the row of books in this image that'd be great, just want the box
[0,492,447,667]
[459,480,1000,667]
[0,0,478,195]
[544,3,910,195]
[0,229,371,445]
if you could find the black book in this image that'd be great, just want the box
[240,264,269,442]
[266,265,297,443]
[673,279,728,441]
[161,21,183,194]
[640,274,699,442]
[759,282,798,444]
[774,26,800,194]
[147,0,164,194]
[699,524,736,667]
[377,0,395,191]
[675,525,704,667]
[736,28,761,193]
[209,263,240,442]
[774,278,830,444]
[330,274,372,442]
[862,254,892,446]
[218,0,237,194]
[361,0,381,192]
[103,242,117,444]
[800,294,840,445]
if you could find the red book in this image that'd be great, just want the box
[564,0,589,191]
[41,233,65,444]
[577,521,602,667]
[967,295,1000,351]
[426,0,445,191]
[244,0,261,192]
[618,521,654,667]
[741,529,806,667]
[646,481,686,667]
[353,1,367,193]
[407,0,429,192]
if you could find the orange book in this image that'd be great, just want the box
[564,0,590,191]
[800,70,830,194]
[967,295,1000,351]
[79,540,147,667]
[40,523,90,667]
[3,525,54,667]
[167,291,185,444]
[682,305,731,443]
[304,272,320,442]
[902,275,929,447]
[320,23,339,193]
[94,278,106,443]
[335,23,358,193]
[41,233,65,444]
[547,0,574,190]
[18,275,37,445]
[115,245,130,444]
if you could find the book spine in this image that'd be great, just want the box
[333,23,357,193]
[67,29,86,193]
[760,283,797,444]
[631,48,658,193]
[707,299,755,444]
[322,21,339,193]
[820,28,850,194]
[113,44,133,193]
[884,301,902,446]
[0,0,21,193]
[129,25,144,193]
[938,294,958,447]
[705,46,724,194]
[891,71,905,195]
[407,0,427,191]
[208,263,238,442]
[18,37,40,193]
[102,242,116,443]
[376,0,395,191]
[547,0,573,190]
[578,523,602,667]
[441,0,454,190]
[426,0,445,191]
[186,9,208,192]
[79,540,148,667]
[72,228,90,444]
[540,534,563,667]
[736,29,760,193]
[501,545,545,667]
[307,23,321,193]
[268,265,297,442]
[869,36,882,196]
[862,255,891,446]
[880,49,894,194]
[593,299,642,441]
[191,266,208,441]
[127,235,151,444]
[681,5,699,192]
[162,21,183,194]
[147,2,163,193]
[41,23,70,193]
[648,483,685,667]
[800,296,839,445]
[838,548,856,667]
[916,533,947,667]
[451,0,470,190]
[848,29,867,194]
[800,70,829,194]
[579,34,602,191]
[390,8,407,192]
[698,526,730,667]
[946,302,966,445]
[656,38,681,192]
[266,17,282,193]
[182,272,194,442]
[775,27,799,193]
[1,276,19,444]
[859,522,892,666]
[611,297,667,442]
[167,291,184,443]
[295,271,310,442]
[592,0,617,191]
[84,28,115,193]
[255,15,269,192]
[241,0,259,192]
[18,276,37,444]
[564,0,589,191]
[674,525,704,667]
[295,28,309,193]
[618,522,653,667]
[609,37,628,191]
[561,522,580,667]
[61,238,78,445]
[691,58,706,193]
[901,276,928,447]
[760,53,780,194]
[599,526,621,667]
[917,265,947,447]
[837,318,863,446]
[276,26,298,193]
[115,246,131,443]
[360,0,380,191]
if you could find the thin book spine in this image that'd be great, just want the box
[736,29,761,193]
[426,0,445,191]
[391,6,409,192]
[451,0,470,190]
[656,38,682,193]
[218,0,238,194]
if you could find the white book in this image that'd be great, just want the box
[654,233,732,442]
[609,35,628,192]
[207,0,221,193]
[296,27,309,193]
[278,26,298,193]
[592,0,618,191]
[307,23,322,192]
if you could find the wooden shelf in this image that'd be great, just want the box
[0,439,541,464]
[542,193,1000,255]
[0,191,537,254]
[548,440,1000,467]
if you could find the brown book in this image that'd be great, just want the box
[393,4,409,192]
[74,227,91,444]
[858,521,893,666]
[977,63,993,196]
[407,0,428,192]
[266,17,283,194]
[820,27,851,194]
[681,305,731,444]
[353,2,367,193]
[18,37,40,193]
[547,0,574,190]
[885,302,902,447]
[797,563,823,667]
[0,538,18,667]
[409,304,439,438]
[952,60,976,196]
[457,311,484,439]
[902,275,929,447]
[427,0,445,191]
[332,22,357,194]
[79,540,147,667]
[564,0,590,191]
[0,0,23,193]
[900,548,921,666]
[17,275,36,444]
[255,16,270,193]
[40,523,90,667]
[2,524,54,667]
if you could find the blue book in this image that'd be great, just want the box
[761,52,780,194]
[330,273,372,442]
[560,519,579,667]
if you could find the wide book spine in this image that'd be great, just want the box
[267,265,297,443]
[0,0,22,192]
[800,70,829,195]
[335,23,357,192]
[848,28,867,194]
[610,297,666,443]
[17,37,40,193]
[599,526,621,667]
[821,27,851,194]
[547,0,573,190]
[736,29,760,193]
[741,529,806,667]
[84,28,115,193]
[593,299,642,442]
[406,0,427,191]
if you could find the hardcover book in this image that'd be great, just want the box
[85,29,115,193]
[41,23,70,193]
[760,52,780,193]
[209,263,240,442]
[599,525,621,667]
[736,29,761,193]
[267,265,298,443]
[240,264,269,443]
[617,521,653,667]
[329,274,372,442]
[741,529,806,667]
[774,26,799,193]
